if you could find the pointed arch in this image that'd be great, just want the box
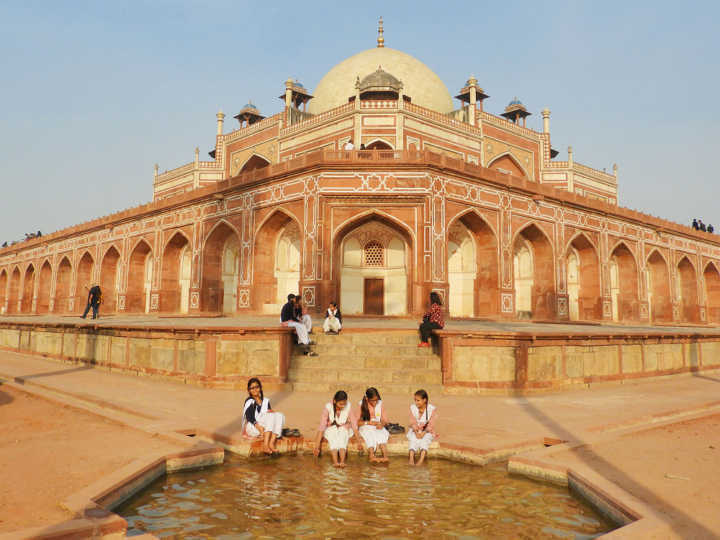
[609,241,639,322]
[447,209,499,317]
[252,209,303,312]
[364,139,394,150]
[127,239,153,313]
[201,220,241,313]
[487,152,530,179]
[647,249,672,323]
[7,266,21,314]
[512,223,555,319]
[239,154,271,174]
[55,256,72,314]
[99,245,121,313]
[704,261,720,324]
[677,255,699,323]
[21,263,36,313]
[161,230,192,313]
[566,232,601,321]
[36,260,53,314]
[0,269,7,315]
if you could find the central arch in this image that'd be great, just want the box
[201,222,241,313]
[677,256,699,323]
[100,246,121,313]
[37,261,52,314]
[647,250,671,323]
[239,154,271,174]
[333,212,413,316]
[127,240,153,313]
[21,264,35,313]
[488,153,529,179]
[566,233,601,321]
[513,224,554,319]
[55,257,72,314]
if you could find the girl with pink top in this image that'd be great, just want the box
[407,389,437,465]
[313,390,353,467]
[353,387,390,463]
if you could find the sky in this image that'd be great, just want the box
[1,0,719,243]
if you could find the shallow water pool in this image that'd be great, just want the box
[117,454,615,538]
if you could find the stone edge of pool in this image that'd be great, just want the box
[0,380,682,540]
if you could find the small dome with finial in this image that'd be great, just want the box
[358,66,402,93]
[508,96,523,106]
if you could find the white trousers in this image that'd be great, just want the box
[323,317,342,333]
[246,411,285,437]
[301,314,313,333]
[324,425,352,450]
[287,321,309,345]
[407,430,434,452]
[358,425,390,451]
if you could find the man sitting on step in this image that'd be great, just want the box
[281,294,317,356]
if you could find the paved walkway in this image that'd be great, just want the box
[2,351,720,537]
[3,313,720,335]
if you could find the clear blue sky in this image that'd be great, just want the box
[1,1,718,242]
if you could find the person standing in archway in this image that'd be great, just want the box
[418,292,444,347]
[81,284,102,320]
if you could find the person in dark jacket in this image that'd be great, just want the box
[281,294,316,355]
[81,285,102,319]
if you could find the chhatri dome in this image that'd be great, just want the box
[308,18,454,115]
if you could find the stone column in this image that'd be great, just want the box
[542,108,550,134]
[499,205,515,318]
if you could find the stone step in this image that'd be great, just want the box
[289,380,443,396]
[290,354,441,371]
[288,366,442,385]
[293,343,437,357]
[304,330,421,346]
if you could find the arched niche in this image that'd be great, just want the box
[0,270,7,314]
[704,262,720,324]
[36,261,52,314]
[100,246,121,313]
[239,154,270,174]
[76,252,95,312]
[252,210,302,313]
[161,232,191,313]
[566,233,601,321]
[647,250,671,323]
[7,267,20,314]
[513,224,554,319]
[127,240,153,313]
[677,256,699,323]
[609,242,639,322]
[21,264,35,313]
[488,153,528,179]
[55,257,72,314]
[201,222,241,313]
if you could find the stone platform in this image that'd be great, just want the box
[1,314,720,394]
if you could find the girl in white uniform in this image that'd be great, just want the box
[313,390,353,467]
[407,389,437,465]
[242,377,285,454]
[353,387,390,463]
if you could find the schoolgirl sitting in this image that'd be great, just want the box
[353,387,390,463]
[313,390,353,467]
[407,389,437,465]
[242,377,285,454]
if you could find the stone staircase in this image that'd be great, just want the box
[289,330,443,395]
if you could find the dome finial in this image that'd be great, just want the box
[377,16,384,48]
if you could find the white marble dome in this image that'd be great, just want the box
[308,47,454,115]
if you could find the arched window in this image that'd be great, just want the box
[364,241,384,267]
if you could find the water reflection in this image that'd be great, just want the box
[118,454,614,538]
